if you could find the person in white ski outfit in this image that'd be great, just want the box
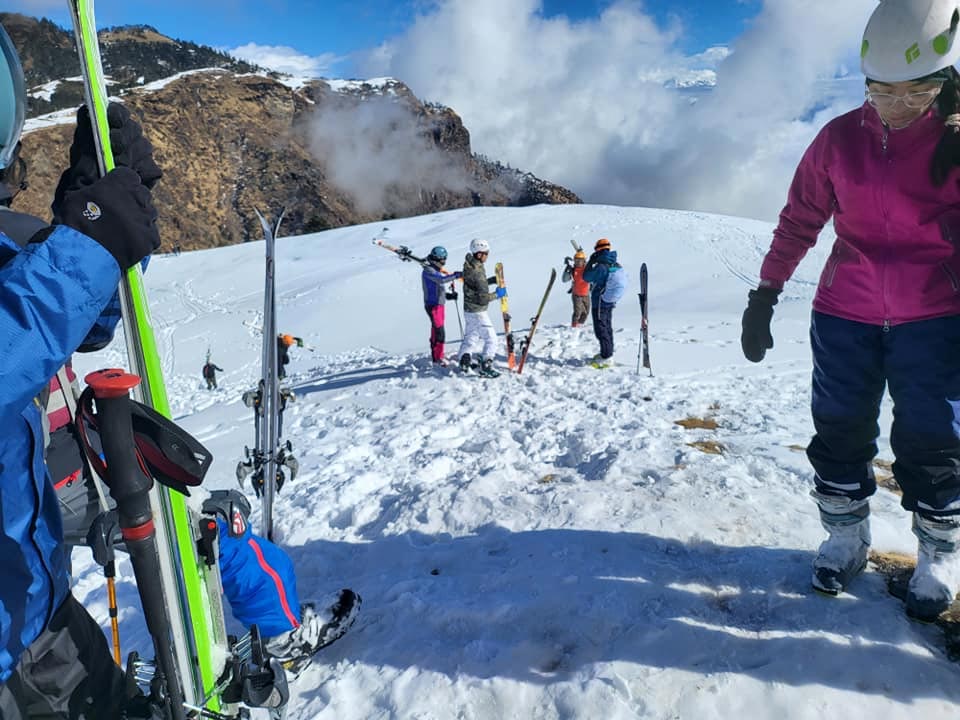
[458,238,506,373]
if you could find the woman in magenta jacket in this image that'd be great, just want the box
[741,0,960,620]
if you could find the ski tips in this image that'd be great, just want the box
[253,207,286,239]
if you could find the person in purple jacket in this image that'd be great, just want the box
[741,0,960,620]
[421,246,462,365]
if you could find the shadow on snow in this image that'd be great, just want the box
[286,524,960,704]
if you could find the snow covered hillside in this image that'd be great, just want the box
[69,204,960,719]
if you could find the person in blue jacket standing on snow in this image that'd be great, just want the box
[421,245,462,365]
[0,20,164,717]
[582,238,626,366]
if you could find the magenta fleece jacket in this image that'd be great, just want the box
[761,102,960,327]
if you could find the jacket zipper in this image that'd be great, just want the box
[941,263,960,291]
[880,125,891,323]
[825,248,841,287]
[28,402,57,623]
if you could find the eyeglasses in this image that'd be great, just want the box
[865,86,942,111]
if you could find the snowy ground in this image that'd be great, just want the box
[69,204,960,719]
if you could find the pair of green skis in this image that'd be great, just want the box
[67,2,285,717]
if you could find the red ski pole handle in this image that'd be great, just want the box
[84,369,154,530]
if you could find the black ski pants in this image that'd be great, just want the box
[592,300,615,359]
[0,594,133,719]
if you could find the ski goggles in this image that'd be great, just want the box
[865,85,942,111]
[0,23,25,171]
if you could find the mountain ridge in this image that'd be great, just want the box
[4,12,580,249]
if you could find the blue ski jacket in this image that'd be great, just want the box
[0,224,120,682]
[583,249,619,305]
[421,264,461,308]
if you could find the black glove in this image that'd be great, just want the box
[445,291,458,300]
[56,167,161,270]
[740,287,781,362]
[52,103,162,216]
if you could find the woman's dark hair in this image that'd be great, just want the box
[932,65,960,186]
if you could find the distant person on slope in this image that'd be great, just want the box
[458,238,505,375]
[421,245,462,365]
[562,249,591,327]
[0,21,165,715]
[277,333,302,380]
[582,238,626,365]
[740,0,960,621]
[202,357,224,389]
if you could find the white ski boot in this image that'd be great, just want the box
[906,513,960,622]
[811,491,870,596]
[265,589,361,678]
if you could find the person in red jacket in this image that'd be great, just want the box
[741,0,960,620]
[562,249,591,327]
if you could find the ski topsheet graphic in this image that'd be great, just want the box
[494,262,516,370]
[638,263,651,376]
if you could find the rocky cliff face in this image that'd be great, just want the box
[6,13,580,250]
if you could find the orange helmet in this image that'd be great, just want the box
[594,238,611,251]
[280,333,295,347]
[574,249,586,260]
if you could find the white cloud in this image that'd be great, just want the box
[229,42,340,78]
[305,94,471,215]
[357,0,877,222]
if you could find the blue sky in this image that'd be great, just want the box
[11,0,872,220]
[14,0,760,73]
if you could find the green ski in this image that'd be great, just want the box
[67,1,233,714]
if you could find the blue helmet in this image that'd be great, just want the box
[0,22,24,171]
[428,246,448,262]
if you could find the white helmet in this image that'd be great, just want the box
[469,238,490,254]
[861,0,960,82]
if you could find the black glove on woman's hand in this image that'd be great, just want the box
[56,167,161,271]
[740,287,781,362]
[52,103,162,217]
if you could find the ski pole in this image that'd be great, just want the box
[87,511,122,665]
[636,292,643,376]
[451,282,464,336]
[84,369,187,720]
[106,564,121,664]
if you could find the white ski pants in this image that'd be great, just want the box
[459,310,498,360]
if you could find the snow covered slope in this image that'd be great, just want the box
[69,204,960,719]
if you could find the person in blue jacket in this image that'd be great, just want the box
[582,238,625,365]
[0,21,164,717]
[421,245,462,365]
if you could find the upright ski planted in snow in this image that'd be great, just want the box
[638,263,652,377]
[250,208,299,543]
[494,262,516,370]
[517,268,557,375]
